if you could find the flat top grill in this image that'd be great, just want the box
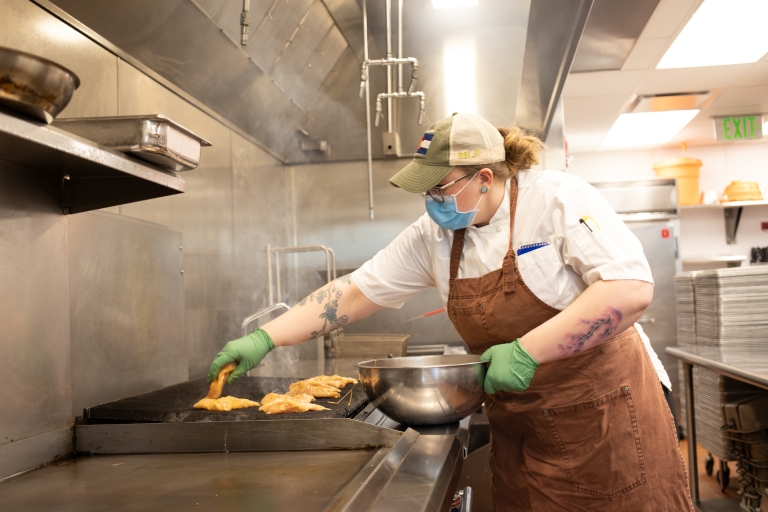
[85,376,367,423]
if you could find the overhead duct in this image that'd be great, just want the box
[43,0,593,162]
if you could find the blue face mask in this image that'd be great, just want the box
[424,175,484,230]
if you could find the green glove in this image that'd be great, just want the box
[208,329,275,384]
[480,339,539,394]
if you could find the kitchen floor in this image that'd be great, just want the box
[678,439,740,500]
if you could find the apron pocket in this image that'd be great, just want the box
[450,303,506,344]
[542,385,646,500]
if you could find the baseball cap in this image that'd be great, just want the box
[389,112,505,193]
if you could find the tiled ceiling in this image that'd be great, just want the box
[563,0,768,152]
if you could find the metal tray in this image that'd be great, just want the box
[0,46,80,123]
[52,115,211,171]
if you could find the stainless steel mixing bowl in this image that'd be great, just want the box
[357,355,487,426]
[0,46,80,123]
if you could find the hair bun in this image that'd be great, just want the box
[497,126,544,172]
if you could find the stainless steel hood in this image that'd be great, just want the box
[45,0,592,163]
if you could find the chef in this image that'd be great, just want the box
[209,113,693,511]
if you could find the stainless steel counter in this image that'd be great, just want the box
[666,346,768,391]
[666,346,768,512]
[0,451,377,512]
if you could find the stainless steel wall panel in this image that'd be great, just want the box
[571,0,660,73]
[212,0,273,46]
[0,163,72,449]
[289,25,348,109]
[51,0,302,159]
[271,2,335,92]
[287,159,462,344]
[0,427,72,481]
[118,60,244,379]
[191,0,227,20]
[68,212,186,414]
[0,0,118,118]
[321,0,364,61]
[247,0,315,72]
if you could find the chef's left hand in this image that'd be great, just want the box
[480,339,539,394]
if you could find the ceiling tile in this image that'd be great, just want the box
[565,132,607,153]
[640,0,700,39]
[710,85,768,109]
[564,95,628,117]
[563,112,616,133]
[622,37,668,70]
[563,70,646,98]
[636,64,753,95]
[735,62,768,87]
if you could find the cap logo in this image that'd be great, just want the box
[416,132,434,155]
[458,150,482,159]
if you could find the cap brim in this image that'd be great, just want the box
[389,160,454,193]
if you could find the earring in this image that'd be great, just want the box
[481,186,488,193]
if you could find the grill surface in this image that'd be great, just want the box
[85,376,368,423]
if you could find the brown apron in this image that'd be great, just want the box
[446,177,693,511]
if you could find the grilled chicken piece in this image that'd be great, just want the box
[304,375,358,388]
[258,394,329,414]
[193,396,260,412]
[261,392,315,406]
[207,361,238,399]
[288,381,341,398]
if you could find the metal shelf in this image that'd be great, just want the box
[681,200,768,245]
[0,109,185,214]
[680,200,768,209]
[682,255,747,268]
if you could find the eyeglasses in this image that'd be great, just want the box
[421,174,472,203]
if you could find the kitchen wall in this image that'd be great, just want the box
[0,0,294,479]
[567,142,768,264]
[287,158,463,345]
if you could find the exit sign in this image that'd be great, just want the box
[713,115,763,141]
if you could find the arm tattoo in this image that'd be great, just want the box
[557,307,623,355]
[297,276,352,339]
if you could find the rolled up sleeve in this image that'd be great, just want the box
[351,217,435,308]
[553,181,654,286]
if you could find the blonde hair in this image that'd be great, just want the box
[459,126,544,179]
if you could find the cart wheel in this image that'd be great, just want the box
[716,463,730,492]
[705,454,714,476]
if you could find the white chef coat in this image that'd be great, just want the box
[352,170,671,388]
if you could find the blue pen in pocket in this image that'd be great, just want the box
[517,242,550,256]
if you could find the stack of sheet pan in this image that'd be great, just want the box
[694,267,768,348]
[675,272,698,436]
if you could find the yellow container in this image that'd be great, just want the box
[653,157,703,205]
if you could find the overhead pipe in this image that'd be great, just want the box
[359,57,418,99]
[398,0,403,93]
[385,0,393,132]
[363,0,374,221]
[359,0,426,221]
[239,0,250,47]
[375,91,426,127]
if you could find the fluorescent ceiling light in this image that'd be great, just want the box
[432,0,478,9]
[602,110,699,147]
[657,0,768,68]
[444,36,477,115]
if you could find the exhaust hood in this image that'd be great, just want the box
[44,0,592,163]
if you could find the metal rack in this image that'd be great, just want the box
[0,109,185,214]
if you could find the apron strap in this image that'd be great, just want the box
[449,228,466,282]
[503,177,520,293]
